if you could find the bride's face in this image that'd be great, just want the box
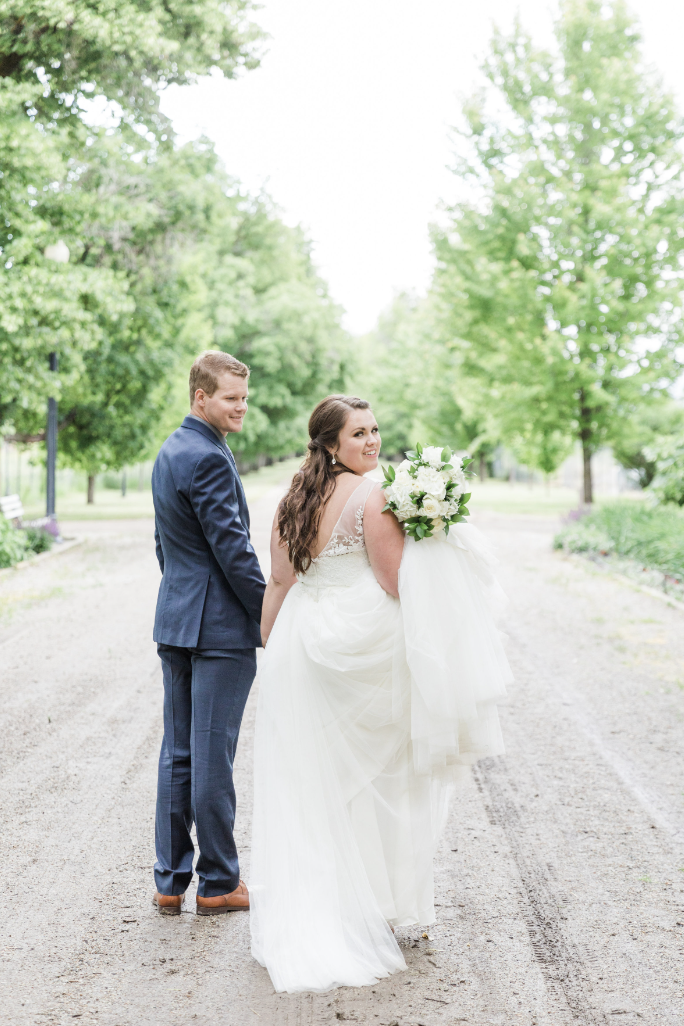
[334,409,381,474]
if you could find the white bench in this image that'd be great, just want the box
[0,493,24,524]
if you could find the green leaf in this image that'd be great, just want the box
[441,446,451,462]
[461,492,471,504]
[462,458,474,468]
[415,442,423,454]
[459,506,470,516]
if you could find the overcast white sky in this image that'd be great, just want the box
[161,1,684,335]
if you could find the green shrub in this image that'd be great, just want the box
[645,433,684,507]
[0,518,29,568]
[554,501,684,581]
[23,527,54,554]
[552,522,614,556]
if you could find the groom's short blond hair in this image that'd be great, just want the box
[189,350,250,404]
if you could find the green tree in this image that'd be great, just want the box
[612,398,684,487]
[0,0,263,478]
[1,0,348,491]
[0,0,261,132]
[433,0,684,502]
[0,78,135,430]
[4,129,349,495]
[160,191,349,464]
[645,431,684,506]
[354,293,499,472]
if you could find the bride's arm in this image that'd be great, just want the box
[364,485,405,598]
[261,513,298,646]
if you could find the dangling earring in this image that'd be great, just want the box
[331,453,337,465]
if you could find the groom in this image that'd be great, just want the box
[151,350,265,916]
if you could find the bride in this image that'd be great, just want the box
[249,394,511,994]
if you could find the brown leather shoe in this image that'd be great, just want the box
[153,891,185,916]
[196,880,249,916]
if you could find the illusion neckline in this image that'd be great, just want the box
[313,478,375,560]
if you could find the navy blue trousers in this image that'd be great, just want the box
[154,644,256,897]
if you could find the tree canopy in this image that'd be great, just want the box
[0,0,261,130]
[0,0,347,490]
[425,0,684,500]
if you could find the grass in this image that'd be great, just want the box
[23,457,305,522]
[554,500,684,599]
[20,455,635,523]
[40,465,626,521]
[467,479,583,517]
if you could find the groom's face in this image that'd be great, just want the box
[193,372,249,435]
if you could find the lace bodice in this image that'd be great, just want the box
[297,478,378,592]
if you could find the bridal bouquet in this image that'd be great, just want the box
[381,444,474,541]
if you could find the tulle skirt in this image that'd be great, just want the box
[249,526,511,994]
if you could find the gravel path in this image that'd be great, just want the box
[1,489,683,1026]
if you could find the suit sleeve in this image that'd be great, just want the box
[154,521,164,574]
[189,451,266,623]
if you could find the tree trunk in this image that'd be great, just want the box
[582,441,593,505]
[87,474,95,504]
[579,394,594,505]
[121,471,127,497]
[479,452,487,482]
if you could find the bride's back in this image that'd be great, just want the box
[311,472,370,559]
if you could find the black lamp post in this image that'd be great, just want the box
[46,351,58,522]
[44,240,70,537]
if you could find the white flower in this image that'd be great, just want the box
[411,466,446,500]
[386,482,416,522]
[396,458,412,471]
[393,468,412,489]
[421,495,442,517]
[420,445,447,469]
[446,465,467,495]
[387,481,410,505]
[397,499,416,520]
[421,445,445,468]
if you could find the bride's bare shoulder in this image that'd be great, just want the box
[333,471,370,499]
[364,481,401,529]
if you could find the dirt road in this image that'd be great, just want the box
[1,485,683,1026]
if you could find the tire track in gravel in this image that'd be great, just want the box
[473,757,608,1025]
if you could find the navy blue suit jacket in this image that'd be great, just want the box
[152,416,266,649]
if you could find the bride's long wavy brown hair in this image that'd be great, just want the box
[278,394,371,574]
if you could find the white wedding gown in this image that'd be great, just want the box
[250,478,512,994]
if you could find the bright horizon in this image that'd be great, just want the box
[161,0,684,335]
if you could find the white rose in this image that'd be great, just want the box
[387,483,416,521]
[388,482,411,504]
[411,466,446,500]
[421,495,442,517]
[398,500,416,521]
[393,468,412,488]
[397,458,412,471]
[448,466,467,494]
[393,498,416,522]
[421,445,445,468]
